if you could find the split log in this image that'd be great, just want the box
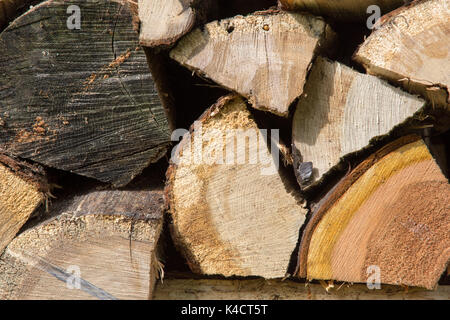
[154,278,450,300]
[279,0,404,22]
[138,0,215,47]
[297,135,450,289]
[354,0,450,107]
[292,57,425,190]
[0,0,173,187]
[0,152,47,254]
[0,0,33,30]
[165,95,308,278]
[170,11,336,117]
[0,188,164,300]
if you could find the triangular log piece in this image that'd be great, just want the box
[170,11,336,117]
[297,135,450,289]
[0,0,173,187]
[292,57,425,190]
[354,0,450,107]
[166,95,308,278]
[0,188,164,300]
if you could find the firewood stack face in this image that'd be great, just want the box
[0,0,448,300]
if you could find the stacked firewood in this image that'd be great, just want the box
[0,0,448,299]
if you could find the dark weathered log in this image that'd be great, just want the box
[170,10,336,117]
[0,187,164,300]
[279,0,404,22]
[292,57,425,190]
[297,135,450,290]
[0,0,173,187]
[166,95,308,278]
[0,0,34,30]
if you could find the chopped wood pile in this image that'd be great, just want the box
[0,0,448,300]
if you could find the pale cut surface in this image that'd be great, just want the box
[170,12,334,116]
[166,95,307,278]
[154,278,450,300]
[279,0,404,21]
[354,0,450,106]
[292,57,425,189]
[298,136,450,289]
[0,163,44,254]
[139,0,195,47]
[0,189,164,300]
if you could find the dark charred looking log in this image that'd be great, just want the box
[0,0,173,187]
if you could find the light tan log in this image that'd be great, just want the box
[279,0,404,21]
[0,153,46,254]
[0,188,164,300]
[170,10,336,116]
[138,0,214,47]
[292,57,425,190]
[154,278,450,300]
[354,0,450,107]
[166,95,308,278]
[297,135,450,290]
[0,0,33,29]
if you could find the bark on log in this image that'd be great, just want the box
[154,278,450,300]
[138,0,216,48]
[354,0,450,108]
[297,135,450,289]
[292,57,425,190]
[170,10,336,117]
[165,95,308,278]
[0,0,33,30]
[0,0,173,187]
[0,188,164,300]
[0,152,47,254]
[278,0,404,22]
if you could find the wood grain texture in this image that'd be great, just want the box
[0,0,33,29]
[0,0,172,187]
[279,0,404,21]
[354,0,450,107]
[0,188,164,300]
[298,135,450,289]
[154,278,450,300]
[292,57,425,190]
[170,11,336,116]
[0,157,45,254]
[166,95,307,278]
[138,0,214,47]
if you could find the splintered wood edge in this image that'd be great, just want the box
[296,134,423,278]
[164,95,238,273]
[353,0,450,106]
[0,211,163,299]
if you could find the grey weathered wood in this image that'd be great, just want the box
[0,0,173,187]
[292,57,425,190]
